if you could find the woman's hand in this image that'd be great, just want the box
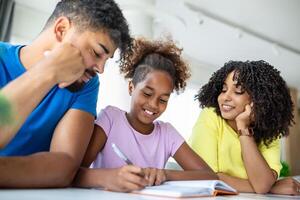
[235,103,253,130]
[143,168,167,186]
[270,177,300,195]
[103,165,147,192]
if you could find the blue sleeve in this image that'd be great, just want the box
[71,76,99,117]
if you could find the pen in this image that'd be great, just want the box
[111,143,133,165]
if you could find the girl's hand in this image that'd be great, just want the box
[235,103,254,130]
[270,177,300,195]
[143,168,167,186]
[104,165,147,192]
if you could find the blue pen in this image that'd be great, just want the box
[111,143,133,165]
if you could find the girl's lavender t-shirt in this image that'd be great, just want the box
[91,106,185,169]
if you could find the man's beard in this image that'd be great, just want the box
[66,81,85,92]
[66,69,97,92]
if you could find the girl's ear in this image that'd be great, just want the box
[53,16,71,42]
[128,81,134,96]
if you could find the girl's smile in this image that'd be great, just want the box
[127,70,174,134]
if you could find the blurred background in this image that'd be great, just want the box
[1,0,300,175]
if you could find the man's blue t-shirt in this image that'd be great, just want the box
[0,42,99,156]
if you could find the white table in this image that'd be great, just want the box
[0,188,299,200]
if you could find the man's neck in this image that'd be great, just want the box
[20,31,54,70]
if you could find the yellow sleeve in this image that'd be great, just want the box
[189,108,219,172]
[259,138,282,177]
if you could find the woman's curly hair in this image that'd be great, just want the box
[195,60,294,145]
[119,38,191,93]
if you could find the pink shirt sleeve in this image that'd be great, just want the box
[164,122,185,157]
[94,106,114,137]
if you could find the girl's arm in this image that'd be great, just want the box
[166,142,218,180]
[73,125,147,191]
[74,165,147,192]
[80,125,107,167]
[142,142,218,186]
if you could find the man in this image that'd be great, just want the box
[0,0,132,187]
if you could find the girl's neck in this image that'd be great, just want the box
[125,112,154,135]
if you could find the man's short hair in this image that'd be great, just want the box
[44,0,132,57]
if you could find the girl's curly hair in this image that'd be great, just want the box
[195,60,294,145]
[119,38,191,93]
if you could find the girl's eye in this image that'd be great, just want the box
[159,99,168,104]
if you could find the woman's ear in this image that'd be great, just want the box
[53,16,71,42]
[128,81,134,96]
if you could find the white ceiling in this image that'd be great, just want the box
[15,0,58,13]
[185,0,300,54]
[13,0,300,103]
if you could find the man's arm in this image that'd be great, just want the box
[0,43,85,148]
[0,109,94,187]
[0,66,56,148]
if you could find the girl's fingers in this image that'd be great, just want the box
[121,166,148,187]
[148,169,156,186]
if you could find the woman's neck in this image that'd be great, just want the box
[226,119,238,132]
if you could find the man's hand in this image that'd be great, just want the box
[39,43,86,88]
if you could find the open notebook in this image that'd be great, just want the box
[133,180,238,198]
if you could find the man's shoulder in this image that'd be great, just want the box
[79,75,100,93]
[0,42,19,52]
[0,42,10,55]
[0,42,23,63]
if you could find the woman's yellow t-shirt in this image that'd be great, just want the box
[189,107,281,179]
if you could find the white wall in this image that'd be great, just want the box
[9,0,298,143]
[9,0,201,140]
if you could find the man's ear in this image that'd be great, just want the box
[53,16,71,42]
[128,81,134,96]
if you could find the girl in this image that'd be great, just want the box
[189,60,300,195]
[74,38,217,192]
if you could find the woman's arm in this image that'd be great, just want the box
[217,172,255,192]
[270,177,300,195]
[239,135,277,193]
[235,104,277,194]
